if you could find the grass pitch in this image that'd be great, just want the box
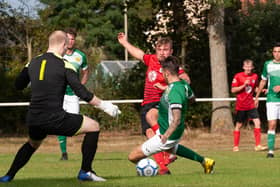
[1,131,280,187]
[1,150,280,187]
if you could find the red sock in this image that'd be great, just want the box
[151,123,159,133]
[162,152,170,165]
[233,131,240,147]
[152,152,166,169]
[254,128,261,146]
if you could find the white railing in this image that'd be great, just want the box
[0,97,267,107]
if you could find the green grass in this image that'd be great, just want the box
[1,151,280,187]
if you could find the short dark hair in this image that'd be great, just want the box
[161,56,180,75]
[273,42,280,48]
[243,59,254,66]
[64,28,77,37]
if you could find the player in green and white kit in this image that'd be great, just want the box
[255,43,280,158]
[128,56,215,174]
[57,28,89,160]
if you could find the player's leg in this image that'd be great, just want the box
[252,118,262,149]
[129,134,166,163]
[233,111,245,152]
[247,108,266,151]
[128,145,147,164]
[74,115,105,181]
[143,105,170,175]
[252,119,267,151]
[0,126,45,183]
[172,144,215,174]
[146,109,177,167]
[57,136,68,160]
[267,120,277,157]
[233,122,242,151]
[266,103,278,158]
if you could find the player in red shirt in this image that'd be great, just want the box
[118,32,190,175]
[231,59,266,152]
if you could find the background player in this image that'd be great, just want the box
[128,56,215,175]
[57,28,89,161]
[255,42,280,158]
[231,59,266,152]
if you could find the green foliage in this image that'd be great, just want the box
[225,1,280,77]
[114,63,145,100]
[39,0,126,59]
[186,102,212,128]
[0,1,46,133]
[80,63,145,132]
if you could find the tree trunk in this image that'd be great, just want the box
[26,34,32,62]
[181,40,187,65]
[207,5,233,134]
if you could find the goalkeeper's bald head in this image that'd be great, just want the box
[49,30,68,47]
[47,30,68,56]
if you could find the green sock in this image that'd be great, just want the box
[58,136,67,153]
[175,144,204,163]
[267,131,275,151]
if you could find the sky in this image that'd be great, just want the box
[5,0,44,17]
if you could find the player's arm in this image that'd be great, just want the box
[66,68,120,117]
[231,84,245,93]
[255,79,267,108]
[15,66,30,90]
[80,68,89,85]
[117,32,145,61]
[231,79,249,93]
[153,83,167,91]
[161,108,181,144]
[179,72,191,84]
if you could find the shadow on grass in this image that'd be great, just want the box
[1,176,138,187]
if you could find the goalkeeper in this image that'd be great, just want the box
[0,30,120,183]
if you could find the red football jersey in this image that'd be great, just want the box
[231,72,258,111]
[142,54,184,106]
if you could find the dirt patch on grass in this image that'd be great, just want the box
[1,128,277,154]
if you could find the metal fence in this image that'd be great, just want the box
[0,97,267,107]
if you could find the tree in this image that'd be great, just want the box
[39,0,126,60]
[0,0,46,62]
[207,2,234,133]
[142,1,234,132]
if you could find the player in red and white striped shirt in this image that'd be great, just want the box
[118,32,190,175]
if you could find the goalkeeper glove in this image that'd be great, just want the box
[97,100,121,117]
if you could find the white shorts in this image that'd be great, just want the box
[63,95,80,114]
[141,132,180,156]
[266,102,280,120]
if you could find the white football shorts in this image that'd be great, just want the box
[141,132,180,156]
[266,102,280,120]
[63,95,80,114]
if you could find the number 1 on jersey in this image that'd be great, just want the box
[39,60,47,80]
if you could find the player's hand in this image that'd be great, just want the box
[262,89,268,95]
[117,32,126,45]
[159,134,167,144]
[244,79,250,85]
[97,100,121,117]
[153,83,167,91]
[254,98,259,108]
[273,86,280,93]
